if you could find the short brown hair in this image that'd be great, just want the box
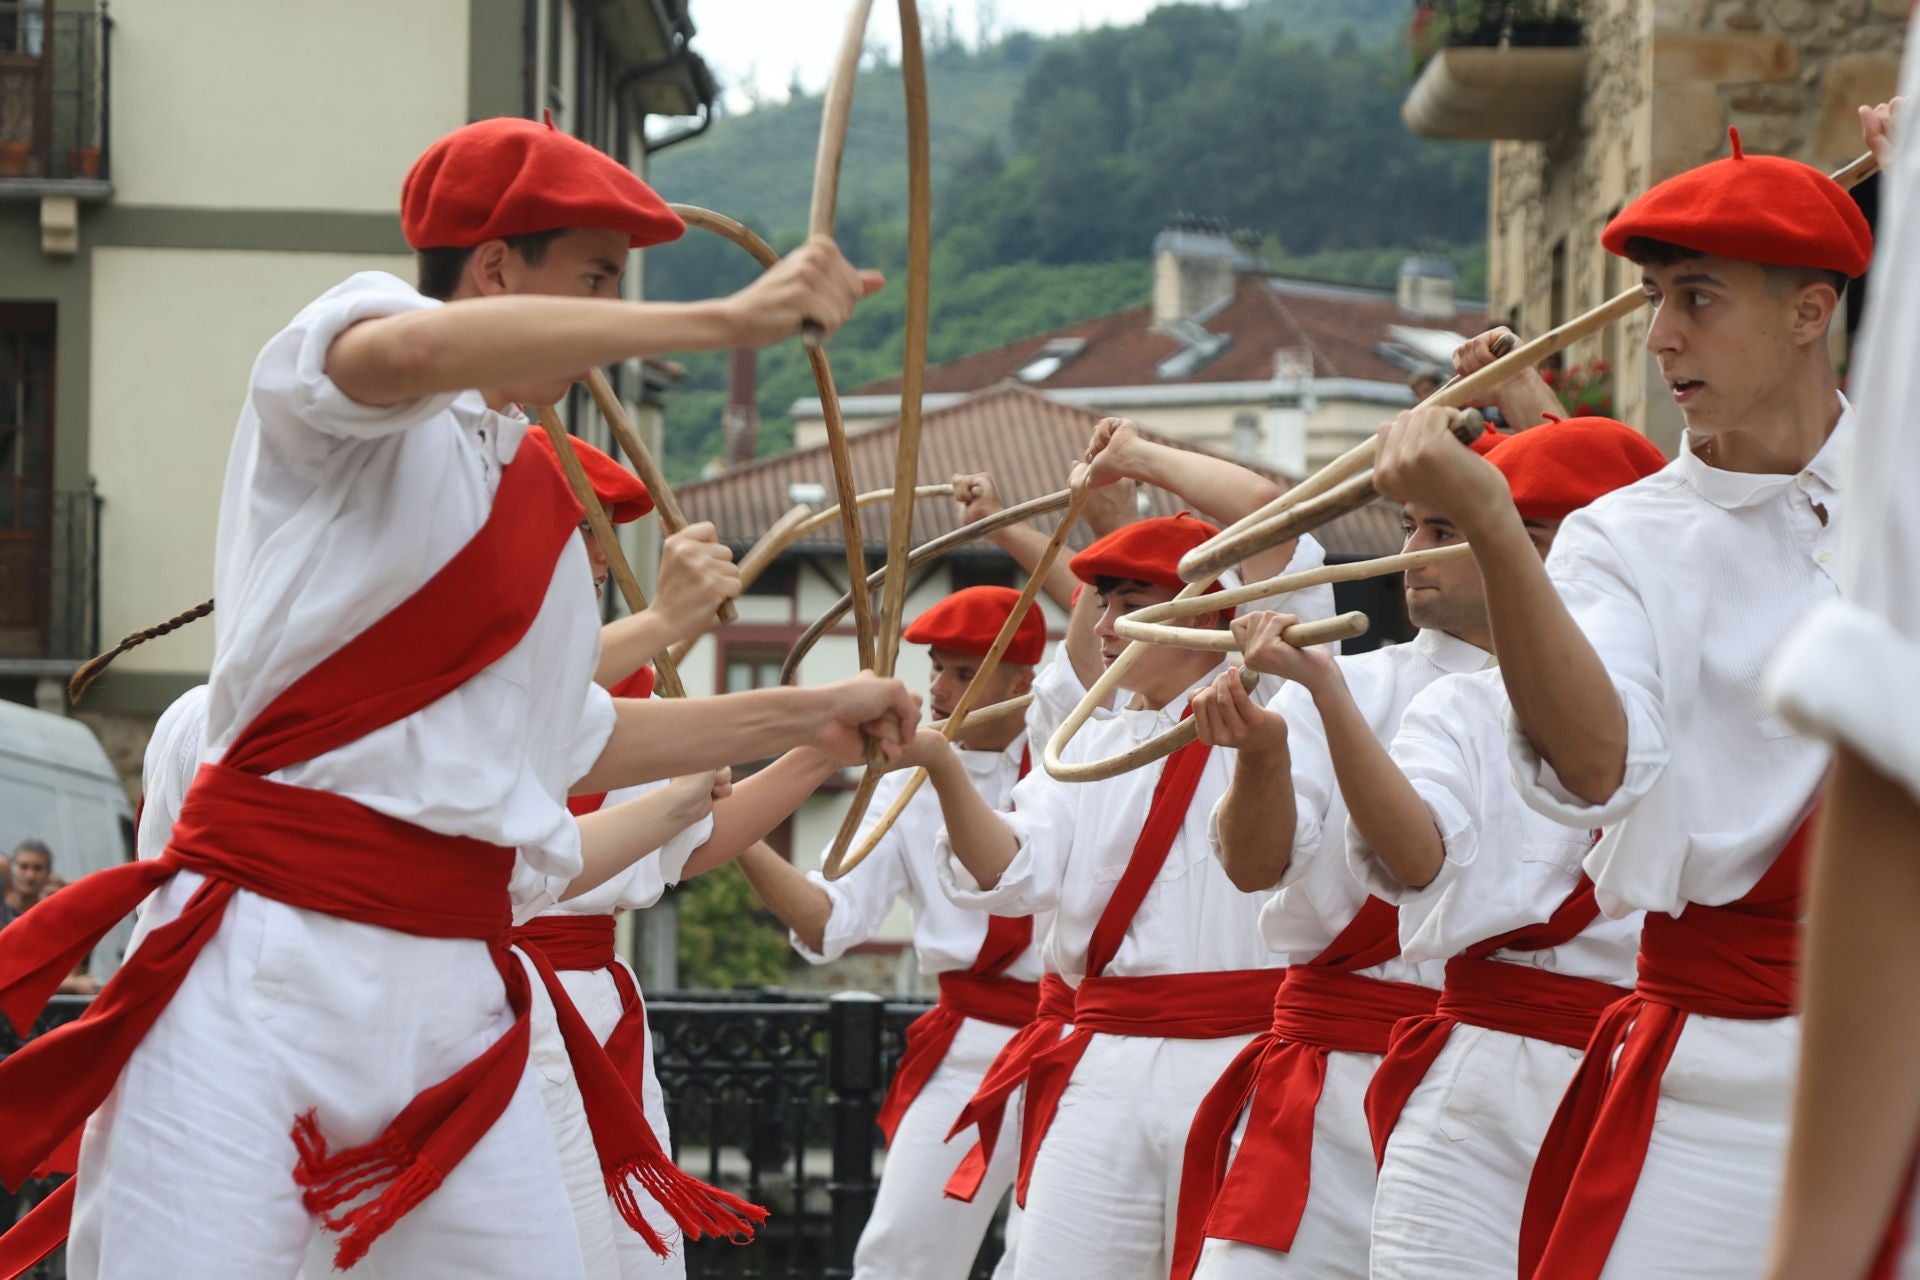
[416,229,567,301]
[1623,235,1847,299]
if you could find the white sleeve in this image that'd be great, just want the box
[565,683,619,790]
[793,774,913,964]
[936,766,1073,916]
[1765,52,1920,801]
[1505,512,1672,827]
[248,272,463,447]
[1347,678,1480,906]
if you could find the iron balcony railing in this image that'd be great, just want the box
[0,2,111,184]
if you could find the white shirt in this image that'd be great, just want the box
[1507,406,1850,917]
[208,272,614,910]
[1237,628,1487,979]
[1355,669,1641,985]
[138,685,211,861]
[539,779,715,918]
[797,733,1043,981]
[939,662,1277,984]
[1768,59,1920,799]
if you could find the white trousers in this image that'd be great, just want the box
[855,1015,1023,1280]
[1014,1032,1252,1280]
[69,877,584,1280]
[1193,1047,1382,1280]
[1369,1024,1582,1280]
[524,951,684,1280]
[1588,1012,1797,1279]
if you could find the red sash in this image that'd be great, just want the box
[1518,815,1815,1280]
[1170,897,1436,1279]
[1362,875,1620,1165]
[942,974,1075,1204]
[510,913,652,1100]
[874,748,1038,1145]
[569,666,656,816]
[0,450,757,1277]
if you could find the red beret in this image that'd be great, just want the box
[526,429,654,523]
[903,586,1047,666]
[1601,128,1870,277]
[1070,513,1223,592]
[1469,423,1510,456]
[401,117,685,251]
[1485,417,1667,521]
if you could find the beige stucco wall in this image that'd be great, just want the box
[1487,0,1904,454]
[88,248,417,673]
[108,0,470,212]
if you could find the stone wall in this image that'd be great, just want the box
[1486,0,1903,452]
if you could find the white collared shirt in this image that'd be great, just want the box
[138,685,211,862]
[797,733,1043,981]
[1234,627,1486,979]
[1506,405,1849,917]
[939,663,1278,984]
[1355,668,1641,984]
[1768,57,1920,798]
[208,272,614,911]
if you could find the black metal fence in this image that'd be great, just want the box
[1,990,1007,1280]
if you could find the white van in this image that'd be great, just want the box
[0,699,137,979]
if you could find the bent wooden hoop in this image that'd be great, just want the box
[670,202,879,671]
[1115,545,1473,650]
[583,368,736,626]
[535,406,686,699]
[1179,148,1880,585]
[1041,610,1368,784]
[780,489,1075,685]
[823,485,1090,881]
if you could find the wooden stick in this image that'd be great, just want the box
[1042,612,1368,784]
[1115,545,1473,650]
[801,0,879,349]
[583,367,737,625]
[535,406,686,699]
[1179,148,1881,584]
[669,202,878,670]
[931,693,1033,736]
[873,0,932,683]
[781,488,1075,685]
[823,485,1090,881]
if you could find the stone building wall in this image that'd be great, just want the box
[1487,0,1904,452]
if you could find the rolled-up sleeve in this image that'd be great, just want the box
[1346,692,1479,905]
[250,272,464,446]
[937,767,1071,916]
[794,790,909,963]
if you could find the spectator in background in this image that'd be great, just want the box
[1409,366,1444,401]
[1,840,51,927]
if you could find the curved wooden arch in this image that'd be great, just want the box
[779,488,1074,686]
[1114,545,1472,651]
[1041,610,1368,784]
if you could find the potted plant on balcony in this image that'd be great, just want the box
[1541,359,1614,418]
[0,141,30,178]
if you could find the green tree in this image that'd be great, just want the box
[674,864,791,990]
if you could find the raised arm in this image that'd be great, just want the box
[737,843,836,955]
[1373,407,1628,804]
[953,472,1080,612]
[575,673,920,795]
[594,523,743,686]
[326,238,883,407]
[1235,612,1444,888]
[1081,418,1295,580]
[566,770,722,900]
[897,730,1021,890]
[1452,326,1562,432]
[1192,666,1298,892]
[686,746,850,879]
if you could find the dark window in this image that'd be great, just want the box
[544,0,564,112]
[724,645,786,693]
[0,303,54,640]
[947,555,1018,591]
[743,557,796,598]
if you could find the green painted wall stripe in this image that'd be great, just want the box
[469,0,530,123]
[75,669,205,717]
[87,205,409,255]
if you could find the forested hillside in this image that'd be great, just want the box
[645,1,1487,479]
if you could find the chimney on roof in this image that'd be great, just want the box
[724,347,758,467]
[1153,215,1262,327]
[1397,253,1458,320]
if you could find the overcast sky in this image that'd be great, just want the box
[690,1,1220,111]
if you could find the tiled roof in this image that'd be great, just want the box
[847,275,1488,399]
[680,381,1405,562]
